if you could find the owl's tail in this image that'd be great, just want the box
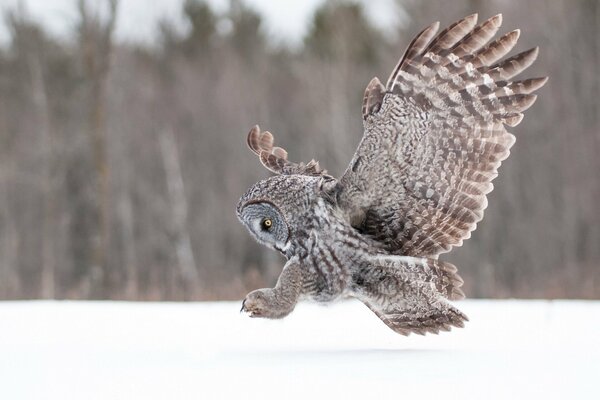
[373,255,466,300]
[425,258,465,301]
[354,255,468,335]
[361,295,469,336]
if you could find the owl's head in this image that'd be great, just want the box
[237,175,322,254]
[237,199,290,253]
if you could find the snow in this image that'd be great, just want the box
[0,299,598,400]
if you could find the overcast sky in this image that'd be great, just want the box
[0,0,399,47]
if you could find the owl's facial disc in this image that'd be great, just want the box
[238,201,290,252]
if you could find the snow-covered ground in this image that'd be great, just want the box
[0,299,598,400]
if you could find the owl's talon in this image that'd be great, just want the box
[241,290,271,318]
[240,298,255,316]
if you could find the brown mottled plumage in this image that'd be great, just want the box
[237,14,546,336]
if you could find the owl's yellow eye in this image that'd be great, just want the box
[262,218,273,229]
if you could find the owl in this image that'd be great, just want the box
[237,14,546,335]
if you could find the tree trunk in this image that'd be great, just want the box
[159,128,200,296]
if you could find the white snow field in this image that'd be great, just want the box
[0,300,598,400]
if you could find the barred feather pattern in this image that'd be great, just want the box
[342,13,547,257]
[238,14,545,336]
[247,125,328,177]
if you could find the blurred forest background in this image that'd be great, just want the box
[0,0,597,300]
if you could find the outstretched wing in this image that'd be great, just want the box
[247,125,329,177]
[336,14,547,257]
[352,255,468,335]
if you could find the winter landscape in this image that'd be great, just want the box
[1,299,598,399]
[0,1,598,399]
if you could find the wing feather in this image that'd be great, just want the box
[423,13,478,55]
[386,21,440,89]
[441,14,503,62]
[336,14,547,257]
[246,125,329,177]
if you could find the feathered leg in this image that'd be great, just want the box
[241,259,306,319]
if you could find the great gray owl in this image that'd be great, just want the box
[237,14,546,335]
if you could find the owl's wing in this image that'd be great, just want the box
[353,255,468,335]
[336,14,547,257]
[247,125,329,177]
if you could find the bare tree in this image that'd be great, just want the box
[77,0,118,295]
[0,0,597,300]
[159,127,200,295]
[29,53,56,298]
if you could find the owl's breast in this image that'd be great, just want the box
[292,218,372,302]
[302,238,349,302]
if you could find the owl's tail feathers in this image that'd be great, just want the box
[406,303,469,336]
[429,260,466,301]
[374,255,466,300]
[356,255,468,335]
[362,299,468,336]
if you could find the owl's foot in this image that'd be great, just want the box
[241,289,272,318]
[241,287,296,319]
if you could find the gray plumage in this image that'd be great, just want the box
[237,14,546,336]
